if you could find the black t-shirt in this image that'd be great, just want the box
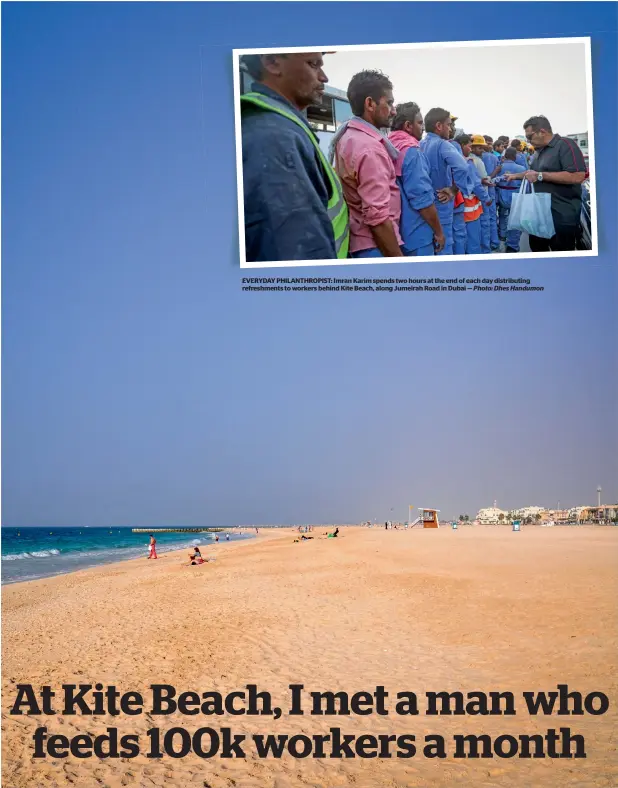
[530,135,587,224]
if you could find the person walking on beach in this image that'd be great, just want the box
[215,534,219,543]
[148,534,158,559]
[226,533,230,541]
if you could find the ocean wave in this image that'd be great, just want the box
[1,534,246,578]
[2,549,61,561]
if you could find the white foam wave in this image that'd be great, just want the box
[2,549,61,561]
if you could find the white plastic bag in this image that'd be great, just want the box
[508,179,555,239]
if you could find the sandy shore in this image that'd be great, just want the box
[2,525,617,788]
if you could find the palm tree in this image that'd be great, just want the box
[535,513,542,522]
[498,513,505,523]
[459,515,465,522]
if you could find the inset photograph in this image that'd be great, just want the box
[233,38,595,267]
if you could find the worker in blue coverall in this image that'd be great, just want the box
[510,139,528,169]
[468,135,493,254]
[493,147,527,252]
[420,108,470,255]
[389,102,446,256]
[455,134,488,254]
[482,136,501,250]
[449,115,467,255]
[493,139,510,243]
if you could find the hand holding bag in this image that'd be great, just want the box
[508,178,556,239]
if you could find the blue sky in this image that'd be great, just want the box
[2,2,617,526]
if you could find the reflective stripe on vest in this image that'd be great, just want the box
[463,196,483,222]
[240,92,350,259]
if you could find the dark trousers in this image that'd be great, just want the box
[529,227,577,252]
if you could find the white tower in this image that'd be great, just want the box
[597,486,602,507]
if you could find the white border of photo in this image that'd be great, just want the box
[233,37,597,268]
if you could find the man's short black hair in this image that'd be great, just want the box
[493,140,504,150]
[347,70,393,117]
[510,139,521,150]
[523,115,553,134]
[504,146,518,161]
[455,133,471,146]
[424,107,451,134]
[483,135,493,144]
[497,135,509,143]
[392,102,421,131]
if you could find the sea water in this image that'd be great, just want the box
[1,527,250,585]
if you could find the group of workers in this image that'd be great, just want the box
[240,52,588,262]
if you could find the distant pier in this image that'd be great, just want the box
[131,528,227,533]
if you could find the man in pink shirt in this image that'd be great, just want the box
[330,71,403,258]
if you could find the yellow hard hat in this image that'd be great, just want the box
[470,134,487,146]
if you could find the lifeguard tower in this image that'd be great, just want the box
[419,508,440,528]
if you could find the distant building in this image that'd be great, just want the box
[542,509,570,522]
[566,131,588,152]
[574,504,618,523]
[512,506,545,522]
[476,507,508,524]
[566,132,589,166]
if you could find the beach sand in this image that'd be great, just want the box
[2,525,617,788]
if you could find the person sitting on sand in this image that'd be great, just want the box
[187,546,205,565]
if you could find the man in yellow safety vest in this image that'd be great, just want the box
[240,52,349,263]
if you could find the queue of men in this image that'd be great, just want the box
[240,53,588,263]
